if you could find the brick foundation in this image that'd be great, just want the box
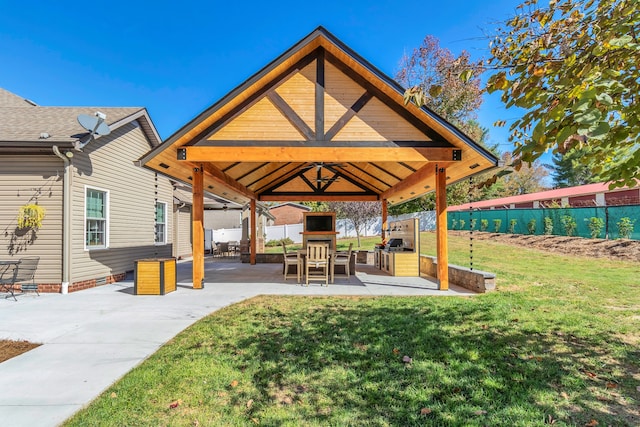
[23,272,127,294]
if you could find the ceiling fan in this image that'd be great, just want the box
[316,175,341,183]
[301,162,347,171]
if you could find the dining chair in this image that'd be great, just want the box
[282,241,301,282]
[305,243,330,286]
[332,243,353,283]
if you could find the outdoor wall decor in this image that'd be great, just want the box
[17,203,46,229]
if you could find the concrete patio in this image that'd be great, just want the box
[0,259,474,427]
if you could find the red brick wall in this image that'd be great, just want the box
[270,205,308,225]
[20,272,127,293]
[605,189,640,206]
[568,195,596,206]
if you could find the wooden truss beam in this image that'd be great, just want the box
[201,163,256,200]
[182,146,456,163]
[260,194,379,202]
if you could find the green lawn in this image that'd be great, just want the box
[65,233,640,426]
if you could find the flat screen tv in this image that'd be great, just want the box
[305,215,334,232]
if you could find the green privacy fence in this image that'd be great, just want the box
[449,205,640,240]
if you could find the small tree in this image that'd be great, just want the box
[459,219,466,231]
[543,217,554,235]
[508,219,517,234]
[493,219,502,233]
[480,219,489,232]
[327,201,381,248]
[451,219,458,230]
[561,215,577,237]
[527,219,536,235]
[587,217,605,239]
[470,218,477,231]
[617,217,635,239]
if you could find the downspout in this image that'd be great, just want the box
[52,146,71,294]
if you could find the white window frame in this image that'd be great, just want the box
[155,201,167,245]
[84,186,109,250]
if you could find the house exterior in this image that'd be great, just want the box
[0,88,173,293]
[269,202,311,225]
[448,182,640,211]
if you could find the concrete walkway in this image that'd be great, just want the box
[0,260,474,427]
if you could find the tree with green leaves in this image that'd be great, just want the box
[396,35,484,137]
[546,146,601,187]
[485,0,639,188]
[393,39,490,214]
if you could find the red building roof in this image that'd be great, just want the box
[448,182,637,211]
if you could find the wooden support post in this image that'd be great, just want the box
[381,199,388,241]
[192,165,204,289]
[435,165,449,290]
[250,199,257,265]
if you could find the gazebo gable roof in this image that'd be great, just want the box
[140,27,497,206]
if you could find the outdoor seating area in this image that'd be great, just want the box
[280,242,356,286]
[0,257,40,301]
[211,241,240,258]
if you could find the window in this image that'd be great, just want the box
[85,187,108,249]
[155,202,167,244]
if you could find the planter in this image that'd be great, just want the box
[134,258,177,295]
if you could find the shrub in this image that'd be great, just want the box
[480,219,489,232]
[543,217,553,235]
[508,219,517,234]
[458,219,465,230]
[587,217,604,239]
[527,219,536,235]
[493,219,502,233]
[451,219,458,230]
[561,215,577,237]
[469,218,477,231]
[265,237,294,247]
[617,217,635,239]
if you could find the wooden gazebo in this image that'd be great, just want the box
[139,27,498,290]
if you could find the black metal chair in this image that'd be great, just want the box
[15,257,40,296]
[0,260,21,301]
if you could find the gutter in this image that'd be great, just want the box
[52,146,72,294]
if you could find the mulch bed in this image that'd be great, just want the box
[0,340,41,363]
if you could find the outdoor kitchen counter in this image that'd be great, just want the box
[374,247,420,277]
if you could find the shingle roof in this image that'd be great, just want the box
[0,88,37,108]
[0,88,161,150]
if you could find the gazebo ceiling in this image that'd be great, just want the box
[140,27,498,206]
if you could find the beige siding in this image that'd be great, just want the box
[173,205,192,258]
[0,155,63,283]
[70,122,174,283]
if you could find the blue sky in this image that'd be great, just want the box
[0,0,526,151]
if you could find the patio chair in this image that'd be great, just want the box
[305,243,330,286]
[332,243,353,283]
[0,260,21,301]
[282,241,301,282]
[211,242,221,257]
[14,257,40,297]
